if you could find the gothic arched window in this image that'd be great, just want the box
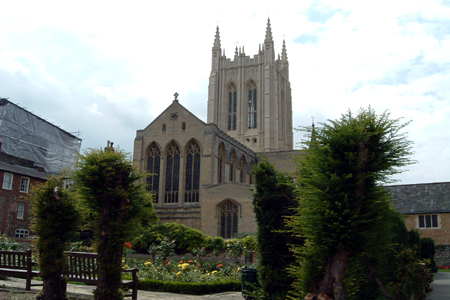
[228,84,237,131]
[240,156,246,183]
[146,143,161,203]
[218,143,226,183]
[218,200,239,238]
[248,82,257,129]
[164,141,181,203]
[185,140,201,203]
[229,150,236,182]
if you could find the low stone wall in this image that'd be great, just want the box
[435,244,450,266]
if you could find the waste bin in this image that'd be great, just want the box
[241,266,258,299]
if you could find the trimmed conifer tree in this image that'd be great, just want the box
[74,146,155,300]
[290,108,414,299]
[253,160,299,299]
[31,177,80,300]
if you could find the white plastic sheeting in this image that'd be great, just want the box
[0,98,81,173]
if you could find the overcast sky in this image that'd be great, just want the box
[1,0,449,185]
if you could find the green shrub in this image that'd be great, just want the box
[202,236,225,255]
[0,235,22,251]
[138,278,240,294]
[421,237,438,273]
[241,235,258,253]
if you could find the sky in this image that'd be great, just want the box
[0,0,449,185]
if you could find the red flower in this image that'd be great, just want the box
[124,242,132,249]
[218,264,223,268]
[167,262,170,266]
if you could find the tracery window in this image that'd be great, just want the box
[164,141,181,203]
[248,82,257,129]
[229,150,236,182]
[146,143,161,203]
[227,84,237,131]
[218,144,226,183]
[240,156,246,184]
[185,140,201,203]
[218,200,239,239]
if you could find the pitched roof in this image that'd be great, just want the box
[386,182,450,214]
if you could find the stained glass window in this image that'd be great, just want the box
[219,200,238,238]
[146,143,161,203]
[228,84,237,131]
[165,142,180,203]
[248,82,257,129]
[185,141,201,203]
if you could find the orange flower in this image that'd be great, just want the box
[124,242,132,249]
[218,264,223,268]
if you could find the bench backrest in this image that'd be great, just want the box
[0,249,31,270]
[65,251,99,283]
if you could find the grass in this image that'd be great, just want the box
[438,268,450,272]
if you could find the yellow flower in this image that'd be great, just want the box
[176,271,182,276]
[212,270,218,274]
[144,262,151,266]
[122,265,129,269]
[178,264,182,268]
[181,263,189,270]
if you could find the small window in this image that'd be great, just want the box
[62,179,74,189]
[20,177,30,193]
[17,203,25,219]
[162,124,166,133]
[182,122,186,131]
[15,229,29,238]
[418,214,439,228]
[2,173,13,190]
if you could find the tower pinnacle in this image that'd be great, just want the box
[265,18,273,43]
[213,26,221,49]
[282,40,288,61]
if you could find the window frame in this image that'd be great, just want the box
[418,214,440,229]
[17,203,25,219]
[2,172,13,190]
[19,177,30,193]
[15,228,29,238]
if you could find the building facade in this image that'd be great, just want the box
[387,182,450,245]
[0,98,81,238]
[134,20,297,238]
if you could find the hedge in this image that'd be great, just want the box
[137,278,241,294]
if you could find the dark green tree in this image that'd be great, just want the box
[31,177,80,300]
[290,108,414,299]
[74,146,156,300]
[253,160,299,299]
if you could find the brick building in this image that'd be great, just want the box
[0,98,81,238]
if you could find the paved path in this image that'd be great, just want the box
[2,272,448,299]
[0,277,244,300]
[430,272,450,300]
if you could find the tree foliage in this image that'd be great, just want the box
[74,147,156,300]
[31,177,80,300]
[290,108,415,299]
[253,159,299,299]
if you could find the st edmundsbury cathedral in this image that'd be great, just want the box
[133,19,299,238]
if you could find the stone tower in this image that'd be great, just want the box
[207,19,293,152]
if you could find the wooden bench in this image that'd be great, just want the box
[66,251,138,300]
[0,249,41,290]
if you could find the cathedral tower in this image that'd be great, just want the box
[207,19,293,152]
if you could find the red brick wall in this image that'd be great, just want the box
[0,169,45,237]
